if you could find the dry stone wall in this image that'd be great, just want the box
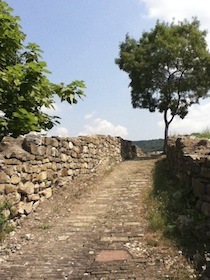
[166,136,210,217]
[0,133,137,219]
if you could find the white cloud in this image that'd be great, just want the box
[158,100,210,136]
[142,0,210,23]
[84,111,95,120]
[79,117,128,138]
[141,0,210,44]
[56,127,69,137]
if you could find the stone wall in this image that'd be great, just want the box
[0,133,138,219]
[166,136,210,216]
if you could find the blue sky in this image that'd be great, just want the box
[5,0,210,140]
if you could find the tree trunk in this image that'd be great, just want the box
[163,123,169,154]
[163,110,169,154]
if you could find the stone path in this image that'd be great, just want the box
[0,158,193,279]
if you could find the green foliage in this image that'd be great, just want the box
[191,128,210,139]
[148,208,166,231]
[0,1,85,137]
[116,18,210,151]
[149,159,205,235]
[39,222,50,230]
[133,139,164,153]
[0,1,25,69]
[146,158,210,278]
[0,200,14,241]
[0,201,10,230]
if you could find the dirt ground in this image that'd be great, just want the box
[0,158,196,279]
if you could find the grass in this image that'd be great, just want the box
[0,200,15,241]
[39,222,51,230]
[145,158,210,279]
[191,128,210,139]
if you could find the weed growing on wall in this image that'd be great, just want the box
[147,158,205,235]
[0,200,14,241]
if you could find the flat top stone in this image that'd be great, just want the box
[95,249,132,262]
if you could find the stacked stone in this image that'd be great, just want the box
[166,136,210,216]
[0,133,135,219]
[132,145,146,158]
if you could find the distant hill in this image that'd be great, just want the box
[133,139,164,153]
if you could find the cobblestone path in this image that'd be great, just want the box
[0,159,191,279]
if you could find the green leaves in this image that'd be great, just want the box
[0,2,25,70]
[13,108,38,123]
[0,1,85,137]
[53,80,86,104]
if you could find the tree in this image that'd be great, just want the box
[115,18,210,152]
[0,1,85,137]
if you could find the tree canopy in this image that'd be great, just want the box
[0,1,85,137]
[116,18,210,151]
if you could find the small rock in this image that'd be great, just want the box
[89,251,94,255]
[25,234,32,240]
[16,244,21,250]
[0,256,6,263]
[5,184,17,194]
[11,176,21,184]
[18,182,34,195]
[41,188,52,199]
[58,235,69,241]
[33,201,40,211]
